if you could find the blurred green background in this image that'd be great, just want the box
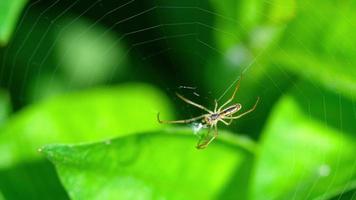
[0,0,355,199]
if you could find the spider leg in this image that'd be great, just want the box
[218,77,241,111]
[176,93,213,114]
[224,97,260,120]
[219,119,233,125]
[214,99,218,112]
[224,114,234,125]
[227,119,233,125]
[214,124,218,137]
[196,126,211,149]
[196,124,218,149]
[157,113,206,124]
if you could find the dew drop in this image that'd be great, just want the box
[318,164,331,177]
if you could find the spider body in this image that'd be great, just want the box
[219,104,242,116]
[157,79,259,149]
[202,104,241,125]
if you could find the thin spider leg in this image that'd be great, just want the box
[218,78,241,111]
[196,125,218,149]
[214,99,218,112]
[157,113,206,124]
[214,124,218,137]
[225,114,234,125]
[196,126,211,149]
[219,119,229,125]
[224,97,260,120]
[226,119,233,125]
[220,120,228,125]
[176,93,213,114]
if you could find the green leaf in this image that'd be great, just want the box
[249,82,356,199]
[279,0,356,64]
[0,83,173,169]
[42,128,255,200]
[0,0,28,46]
[0,191,4,200]
[265,0,296,25]
[272,1,356,100]
[272,50,356,99]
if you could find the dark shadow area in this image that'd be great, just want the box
[0,160,69,200]
[330,188,356,200]
[292,80,356,137]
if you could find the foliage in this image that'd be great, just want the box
[0,0,355,199]
[42,128,255,200]
[0,0,28,46]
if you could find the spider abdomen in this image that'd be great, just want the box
[220,104,242,116]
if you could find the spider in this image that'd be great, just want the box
[157,79,260,149]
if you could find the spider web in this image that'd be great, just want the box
[0,0,355,199]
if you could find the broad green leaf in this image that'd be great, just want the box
[272,50,356,99]
[0,83,173,169]
[0,0,28,46]
[279,0,356,65]
[250,82,356,200]
[266,0,296,25]
[42,128,255,200]
[273,1,356,99]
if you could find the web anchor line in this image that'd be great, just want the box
[217,49,266,102]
